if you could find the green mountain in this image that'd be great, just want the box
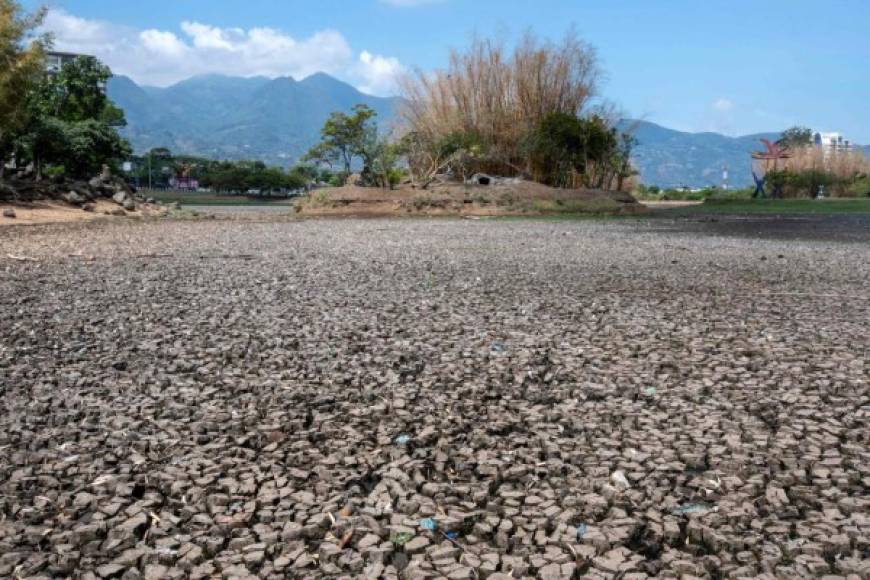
[107,73,401,166]
[109,74,855,187]
[620,120,781,188]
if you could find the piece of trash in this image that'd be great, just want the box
[611,470,631,489]
[394,434,411,445]
[576,523,588,539]
[6,254,39,262]
[671,503,712,516]
[644,386,657,395]
[419,517,437,531]
[389,532,413,546]
[490,341,505,353]
[338,529,354,549]
[445,531,458,540]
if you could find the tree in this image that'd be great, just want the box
[0,0,49,175]
[304,104,376,177]
[523,112,621,188]
[779,126,813,149]
[30,56,125,125]
[357,125,402,189]
[21,55,131,178]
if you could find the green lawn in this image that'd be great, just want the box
[656,198,870,216]
[148,191,297,206]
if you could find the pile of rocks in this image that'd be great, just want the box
[0,218,868,579]
[0,165,150,215]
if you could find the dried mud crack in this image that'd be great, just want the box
[1,217,868,579]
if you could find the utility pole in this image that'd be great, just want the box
[148,153,152,190]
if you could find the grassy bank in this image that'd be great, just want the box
[655,198,870,216]
[148,191,297,206]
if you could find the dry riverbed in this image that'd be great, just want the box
[0,216,868,579]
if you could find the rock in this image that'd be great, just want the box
[404,536,430,554]
[112,191,128,205]
[83,202,96,212]
[122,199,136,212]
[64,191,86,206]
[2,208,15,218]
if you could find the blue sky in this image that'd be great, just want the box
[27,0,870,142]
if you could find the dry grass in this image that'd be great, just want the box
[400,31,600,177]
[785,146,870,178]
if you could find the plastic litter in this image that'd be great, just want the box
[389,532,413,546]
[490,341,505,353]
[419,517,437,531]
[644,386,657,395]
[394,434,411,445]
[445,531,458,540]
[576,523,588,539]
[671,503,712,516]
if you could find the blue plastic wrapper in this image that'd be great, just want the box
[419,517,437,531]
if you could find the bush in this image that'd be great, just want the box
[523,112,618,188]
[401,31,609,188]
[846,175,870,197]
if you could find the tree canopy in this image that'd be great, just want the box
[303,104,377,176]
[779,126,814,149]
[0,0,48,170]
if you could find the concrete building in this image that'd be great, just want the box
[45,51,84,74]
[814,131,853,154]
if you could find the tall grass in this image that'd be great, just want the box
[400,31,601,178]
[771,147,870,197]
[785,147,870,179]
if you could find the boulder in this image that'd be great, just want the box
[113,191,128,205]
[64,191,86,206]
[122,199,136,211]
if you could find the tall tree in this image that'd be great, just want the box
[30,56,126,125]
[23,55,131,177]
[0,0,49,174]
[304,104,376,176]
[779,126,814,149]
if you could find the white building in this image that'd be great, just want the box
[814,131,852,154]
[45,51,83,74]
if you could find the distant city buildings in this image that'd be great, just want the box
[814,131,853,154]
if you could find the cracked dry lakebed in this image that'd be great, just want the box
[0,215,868,579]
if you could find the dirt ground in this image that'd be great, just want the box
[0,216,867,579]
[0,199,165,226]
[296,182,644,217]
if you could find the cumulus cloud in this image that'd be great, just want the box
[713,98,735,112]
[40,8,402,94]
[356,51,405,96]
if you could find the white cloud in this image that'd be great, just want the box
[356,51,405,96]
[40,8,401,94]
[713,98,735,112]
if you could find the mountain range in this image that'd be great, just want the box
[107,73,866,188]
[107,73,400,167]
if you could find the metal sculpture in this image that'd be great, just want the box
[751,139,791,198]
